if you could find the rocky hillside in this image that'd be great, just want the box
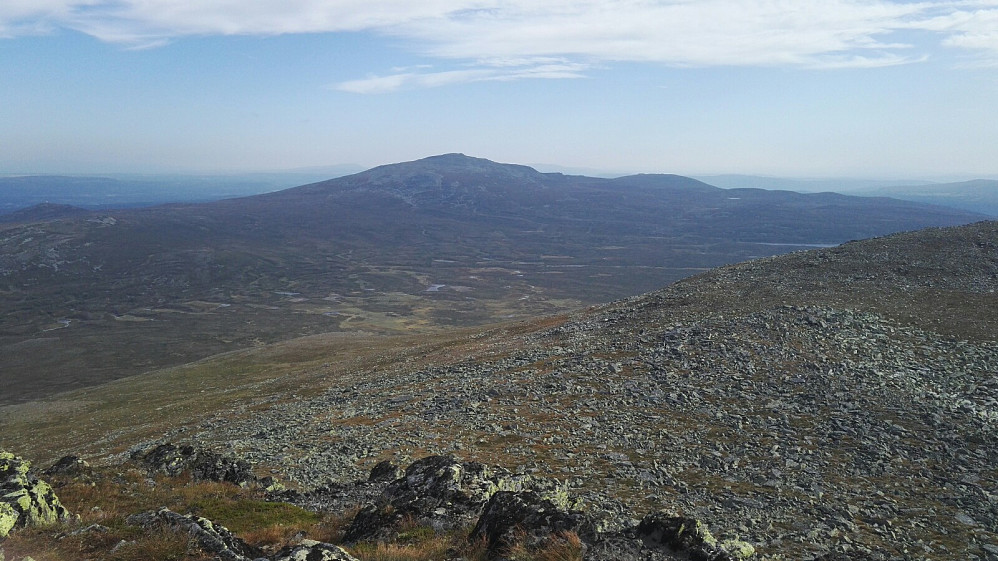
[3,221,995,560]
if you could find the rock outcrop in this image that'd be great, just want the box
[126,507,264,561]
[633,512,755,561]
[42,455,90,477]
[0,451,73,538]
[131,443,257,485]
[470,490,595,554]
[335,455,751,560]
[342,454,569,543]
[130,443,283,491]
[125,509,361,561]
[272,540,359,561]
[4,446,753,561]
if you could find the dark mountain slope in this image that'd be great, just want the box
[0,154,985,404]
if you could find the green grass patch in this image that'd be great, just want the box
[186,496,320,535]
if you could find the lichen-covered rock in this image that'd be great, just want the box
[258,476,285,493]
[130,443,259,487]
[343,455,569,543]
[273,540,359,561]
[469,490,594,554]
[126,507,263,561]
[0,451,73,538]
[721,538,755,559]
[635,512,747,561]
[0,502,16,538]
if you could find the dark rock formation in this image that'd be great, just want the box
[342,455,566,543]
[42,455,90,477]
[332,455,751,560]
[131,443,254,485]
[634,512,754,561]
[466,484,755,560]
[367,460,403,482]
[0,451,74,538]
[470,490,594,554]
[126,507,264,561]
[130,443,282,490]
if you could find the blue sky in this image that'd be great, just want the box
[1,1,997,179]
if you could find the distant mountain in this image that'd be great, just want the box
[856,179,998,217]
[0,153,986,404]
[694,174,937,192]
[696,174,998,217]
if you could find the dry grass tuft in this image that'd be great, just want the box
[347,536,454,561]
[104,527,209,561]
[534,531,585,561]
[503,530,585,561]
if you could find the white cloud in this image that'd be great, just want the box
[3,1,998,83]
[334,60,589,93]
[916,5,998,65]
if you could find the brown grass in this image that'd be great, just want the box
[501,530,585,561]
[534,531,585,561]
[348,538,455,561]
[0,466,350,561]
[104,527,211,561]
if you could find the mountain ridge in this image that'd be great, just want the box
[696,174,998,217]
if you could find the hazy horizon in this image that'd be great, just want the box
[2,158,995,186]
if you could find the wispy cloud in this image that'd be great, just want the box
[335,60,590,93]
[915,3,998,66]
[3,1,997,85]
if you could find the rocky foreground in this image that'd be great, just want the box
[3,446,753,561]
[4,222,998,560]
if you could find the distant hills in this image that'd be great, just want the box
[697,174,998,217]
[0,154,987,404]
[856,179,998,217]
[0,167,363,214]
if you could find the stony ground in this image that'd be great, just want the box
[3,222,994,560]
[112,222,998,561]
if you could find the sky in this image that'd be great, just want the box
[1,1,997,179]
